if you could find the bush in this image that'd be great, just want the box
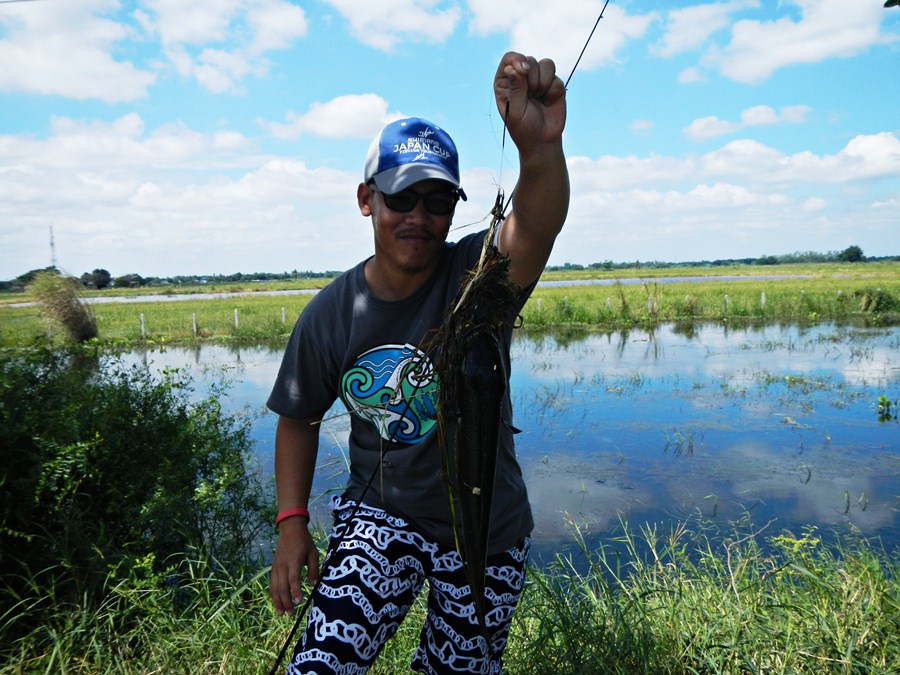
[29,271,98,342]
[0,346,271,644]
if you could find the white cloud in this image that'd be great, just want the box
[140,0,244,45]
[468,0,656,77]
[0,0,156,102]
[140,0,307,93]
[684,104,812,141]
[1,111,897,278]
[0,115,365,277]
[802,197,827,211]
[653,0,760,58]
[553,131,900,264]
[323,0,460,51]
[677,66,705,84]
[261,94,404,140]
[0,0,308,100]
[705,0,888,83]
[628,119,655,134]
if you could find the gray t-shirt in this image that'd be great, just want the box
[267,230,534,553]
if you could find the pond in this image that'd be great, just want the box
[116,321,900,564]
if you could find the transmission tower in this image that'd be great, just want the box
[49,225,58,269]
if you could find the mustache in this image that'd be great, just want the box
[396,227,437,240]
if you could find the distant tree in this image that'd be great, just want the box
[93,269,112,289]
[0,267,59,293]
[113,273,144,288]
[81,269,112,289]
[837,245,865,263]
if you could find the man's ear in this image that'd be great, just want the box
[358,183,374,217]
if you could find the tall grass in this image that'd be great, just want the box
[524,277,900,329]
[27,272,98,343]
[3,521,895,674]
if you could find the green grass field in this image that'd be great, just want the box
[2,262,898,348]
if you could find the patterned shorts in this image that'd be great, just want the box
[287,497,530,675]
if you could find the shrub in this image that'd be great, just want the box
[29,271,98,342]
[0,346,270,643]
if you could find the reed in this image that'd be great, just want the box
[4,522,895,674]
[27,272,98,343]
[523,276,900,328]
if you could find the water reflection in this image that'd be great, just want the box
[113,322,900,562]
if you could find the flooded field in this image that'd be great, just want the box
[117,321,900,562]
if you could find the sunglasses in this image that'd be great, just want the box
[371,185,460,216]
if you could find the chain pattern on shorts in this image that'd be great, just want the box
[287,498,529,675]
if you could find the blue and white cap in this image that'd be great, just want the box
[364,117,467,200]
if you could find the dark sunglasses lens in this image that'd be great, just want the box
[382,190,457,215]
[423,194,456,215]
[383,193,417,212]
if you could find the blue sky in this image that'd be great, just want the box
[1,0,898,279]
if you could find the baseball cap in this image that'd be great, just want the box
[364,117,467,200]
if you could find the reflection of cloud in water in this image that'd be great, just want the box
[522,453,655,543]
[515,324,899,390]
[107,326,899,547]
[663,439,897,534]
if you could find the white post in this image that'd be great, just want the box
[761,292,766,309]
[281,307,286,324]
[723,295,729,313]
[192,312,198,336]
[140,313,146,338]
[234,308,239,329]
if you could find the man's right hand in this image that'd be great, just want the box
[270,516,320,616]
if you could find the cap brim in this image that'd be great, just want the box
[373,163,461,195]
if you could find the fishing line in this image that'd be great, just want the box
[565,0,610,90]
[489,0,612,230]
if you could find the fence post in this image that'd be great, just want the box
[192,312,198,336]
[281,307,286,324]
[761,292,766,309]
[234,308,239,330]
[723,295,729,313]
[140,313,145,338]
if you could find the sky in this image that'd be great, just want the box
[1,0,898,280]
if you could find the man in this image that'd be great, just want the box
[267,51,569,674]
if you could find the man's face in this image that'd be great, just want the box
[359,179,457,276]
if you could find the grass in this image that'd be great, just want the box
[2,521,896,674]
[523,276,900,329]
[2,262,897,672]
[1,263,898,348]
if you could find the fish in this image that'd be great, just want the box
[430,226,520,644]
[452,321,505,638]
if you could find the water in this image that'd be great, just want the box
[114,321,900,563]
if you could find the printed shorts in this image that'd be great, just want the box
[287,497,530,675]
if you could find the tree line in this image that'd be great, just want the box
[545,245,878,273]
[1,245,892,293]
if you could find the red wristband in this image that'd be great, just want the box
[275,507,310,526]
